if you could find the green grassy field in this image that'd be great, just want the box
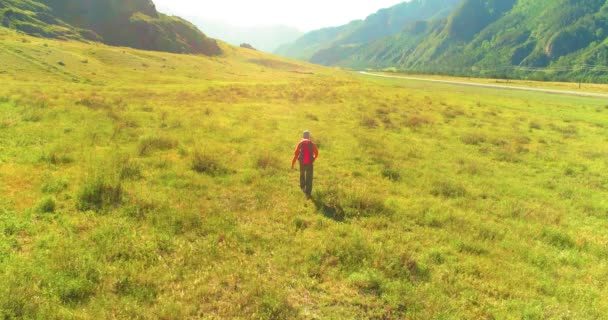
[1,28,608,319]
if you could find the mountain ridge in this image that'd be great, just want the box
[275,0,463,62]
[278,0,608,82]
[0,0,222,55]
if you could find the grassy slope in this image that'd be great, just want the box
[1,28,608,319]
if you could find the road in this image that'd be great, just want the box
[359,71,608,99]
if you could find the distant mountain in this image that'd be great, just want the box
[189,19,302,53]
[0,0,221,55]
[275,0,463,61]
[278,0,608,82]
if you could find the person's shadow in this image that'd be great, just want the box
[312,196,345,222]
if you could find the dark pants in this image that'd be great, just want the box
[300,164,313,196]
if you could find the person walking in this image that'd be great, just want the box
[291,130,319,200]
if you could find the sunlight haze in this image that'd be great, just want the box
[153,0,408,31]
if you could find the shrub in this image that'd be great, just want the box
[36,196,56,213]
[137,136,178,156]
[77,177,122,212]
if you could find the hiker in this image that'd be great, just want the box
[291,130,319,199]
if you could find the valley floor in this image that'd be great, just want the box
[1,30,608,319]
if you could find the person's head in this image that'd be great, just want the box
[303,130,310,139]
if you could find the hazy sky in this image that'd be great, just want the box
[153,0,407,31]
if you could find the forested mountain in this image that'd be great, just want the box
[0,0,221,55]
[275,0,463,61]
[279,0,608,82]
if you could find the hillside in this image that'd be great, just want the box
[0,0,221,55]
[189,19,302,53]
[275,0,463,61]
[2,27,608,318]
[283,0,608,82]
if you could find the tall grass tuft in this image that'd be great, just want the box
[256,153,281,172]
[137,136,178,156]
[36,196,56,213]
[313,185,391,220]
[431,180,468,198]
[191,150,227,175]
[77,176,122,212]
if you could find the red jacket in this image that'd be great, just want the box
[292,139,319,166]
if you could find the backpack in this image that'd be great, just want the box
[298,141,315,165]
